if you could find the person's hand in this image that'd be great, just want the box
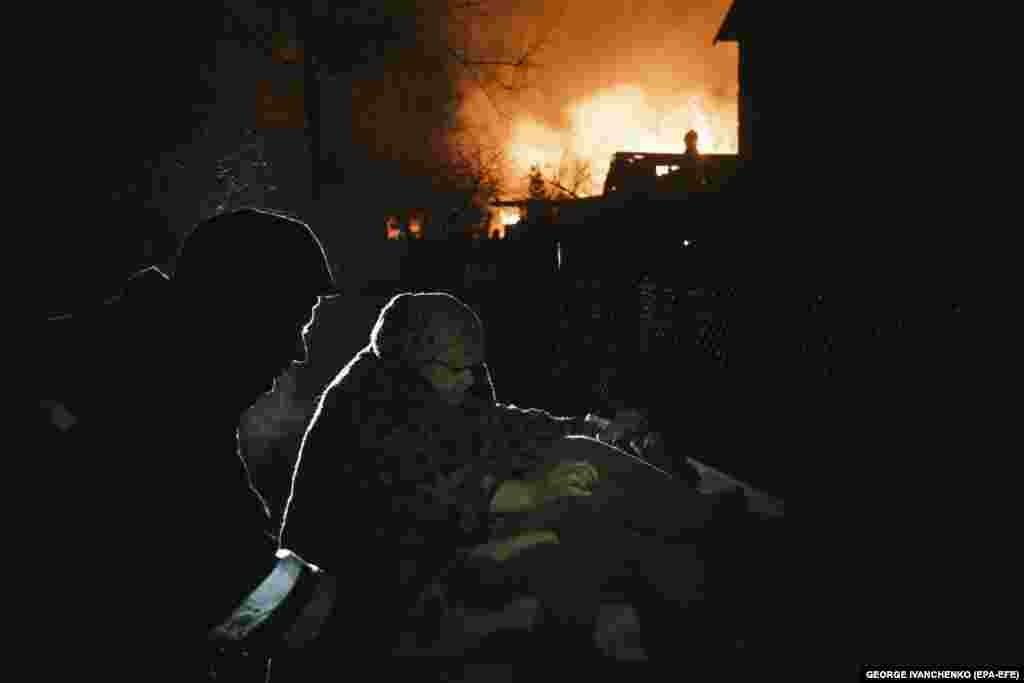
[529,460,600,507]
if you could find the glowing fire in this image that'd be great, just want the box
[506,85,737,196]
[386,214,424,240]
[501,207,521,225]
[486,207,520,239]
[408,215,423,238]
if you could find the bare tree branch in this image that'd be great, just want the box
[546,178,579,199]
[441,1,561,124]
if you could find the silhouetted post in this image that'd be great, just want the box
[683,129,700,159]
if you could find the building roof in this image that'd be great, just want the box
[608,152,737,165]
[714,0,743,44]
[604,152,741,195]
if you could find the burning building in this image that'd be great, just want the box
[491,1,747,213]
[603,148,741,196]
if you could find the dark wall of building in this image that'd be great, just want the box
[739,39,753,160]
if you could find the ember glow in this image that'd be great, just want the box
[506,86,737,196]
[386,216,401,240]
[408,215,423,239]
[485,207,521,239]
[500,207,521,225]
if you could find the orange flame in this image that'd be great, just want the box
[487,207,520,239]
[506,85,737,196]
[500,207,521,225]
[408,215,423,238]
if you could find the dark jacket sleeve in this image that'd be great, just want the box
[354,394,501,548]
[281,376,506,575]
[188,431,280,629]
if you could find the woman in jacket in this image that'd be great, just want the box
[281,291,766,665]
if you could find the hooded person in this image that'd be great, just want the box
[279,291,763,664]
[277,292,607,656]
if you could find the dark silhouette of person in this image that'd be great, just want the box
[275,291,611,670]
[37,208,342,681]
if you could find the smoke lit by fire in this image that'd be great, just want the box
[374,1,738,234]
[506,86,737,197]
[240,366,311,450]
[449,1,738,201]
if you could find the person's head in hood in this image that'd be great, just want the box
[369,291,492,406]
[171,208,339,412]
